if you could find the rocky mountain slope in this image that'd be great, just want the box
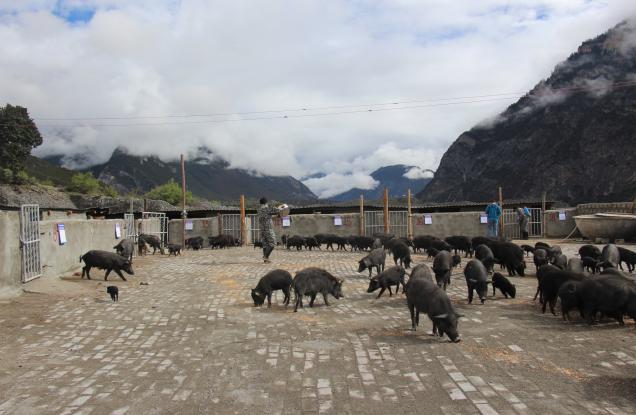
[420,20,636,204]
[81,148,317,202]
[330,165,431,202]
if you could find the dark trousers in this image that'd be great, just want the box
[262,245,274,259]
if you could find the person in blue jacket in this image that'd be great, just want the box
[485,200,502,237]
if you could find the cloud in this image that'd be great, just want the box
[403,166,434,180]
[1,0,635,192]
[302,172,379,199]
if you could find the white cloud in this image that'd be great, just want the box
[302,172,379,199]
[1,0,635,194]
[403,166,434,180]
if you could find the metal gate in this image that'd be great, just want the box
[221,214,242,240]
[364,211,408,237]
[247,214,259,244]
[19,204,42,283]
[140,212,168,246]
[502,208,542,239]
[124,213,136,241]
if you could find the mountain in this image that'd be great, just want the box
[23,155,76,187]
[420,20,636,205]
[78,148,317,202]
[330,165,432,202]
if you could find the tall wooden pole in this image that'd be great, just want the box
[240,195,246,246]
[407,188,413,239]
[359,194,365,236]
[180,154,187,247]
[383,187,390,233]
[498,186,504,239]
[542,191,547,238]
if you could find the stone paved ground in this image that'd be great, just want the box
[1,243,636,414]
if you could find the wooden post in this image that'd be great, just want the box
[383,187,390,233]
[407,188,413,239]
[498,186,504,239]
[180,154,187,246]
[240,195,246,246]
[359,194,365,236]
[542,191,547,238]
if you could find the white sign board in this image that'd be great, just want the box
[115,223,122,239]
[558,211,567,221]
[57,223,67,245]
[480,214,488,224]
[334,216,343,226]
[282,216,291,227]
[185,220,194,230]
[424,215,433,225]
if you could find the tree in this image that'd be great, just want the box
[0,104,43,182]
[145,179,193,205]
[68,172,101,194]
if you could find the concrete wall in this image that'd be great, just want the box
[544,208,578,238]
[38,218,125,278]
[412,211,488,238]
[0,211,22,298]
[276,213,361,239]
[168,218,220,245]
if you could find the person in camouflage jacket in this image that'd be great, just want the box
[258,197,283,263]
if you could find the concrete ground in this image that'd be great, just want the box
[1,242,635,415]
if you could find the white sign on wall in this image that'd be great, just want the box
[282,216,291,227]
[57,223,67,245]
[115,223,122,239]
[558,211,567,221]
[424,215,433,225]
[185,220,194,230]
[334,216,343,226]
[480,214,488,224]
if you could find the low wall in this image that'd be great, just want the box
[168,218,220,246]
[38,218,125,279]
[0,211,21,298]
[544,208,578,239]
[276,213,361,239]
[412,211,488,238]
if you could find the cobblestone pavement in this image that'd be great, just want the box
[1,244,636,414]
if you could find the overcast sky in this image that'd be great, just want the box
[1,1,635,197]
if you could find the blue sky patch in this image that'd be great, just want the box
[53,1,96,24]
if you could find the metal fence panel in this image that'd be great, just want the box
[124,213,136,242]
[221,214,242,240]
[141,212,168,246]
[20,204,42,283]
[503,208,542,239]
[364,211,408,237]
[247,214,259,244]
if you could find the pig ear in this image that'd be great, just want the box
[469,278,477,283]
[432,314,448,320]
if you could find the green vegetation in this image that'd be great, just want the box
[67,172,119,197]
[145,179,193,205]
[23,155,76,187]
[0,104,43,183]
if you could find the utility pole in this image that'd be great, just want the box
[359,194,365,236]
[407,188,413,239]
[181,154,187,247]
[498,186,504,240]
[240,195,246,246]
[383,187,390,234]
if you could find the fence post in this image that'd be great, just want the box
[542,191,547,238]
[180,154,187,248]
[217,214,222,236]
[498,187,504,239]
[383,188,389,233]
[359,194,364,236]
[407,188,413,239]
[240,195,246,246]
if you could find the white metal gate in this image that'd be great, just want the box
[140,212,168,246]
[364,211,408,237]
[221,214,242,240]
[20,204,42,283]
[247,214,259,244]
[124,213,136,241]
[502,208,542,239]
